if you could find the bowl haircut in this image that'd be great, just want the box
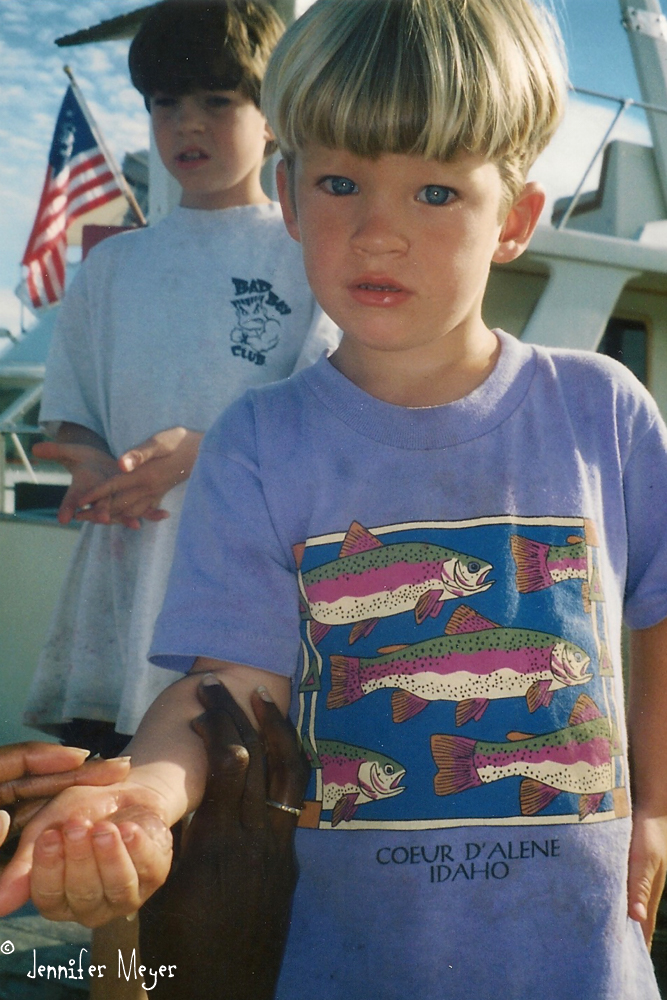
[261,0,567,208]
[129,0,284,108]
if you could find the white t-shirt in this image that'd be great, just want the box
[24,202,339,735]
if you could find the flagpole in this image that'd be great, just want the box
[63,65,147,227]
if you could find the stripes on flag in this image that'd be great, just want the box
[20,85,124,311]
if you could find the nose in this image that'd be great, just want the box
[175,97,205,133]
[351,200,409,257]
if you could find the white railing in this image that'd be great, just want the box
[558,85,667,229]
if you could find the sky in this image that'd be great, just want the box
[0,0,660,338]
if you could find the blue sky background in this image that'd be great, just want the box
[0,0,660,337]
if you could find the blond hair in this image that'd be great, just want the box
[262,0,566,201]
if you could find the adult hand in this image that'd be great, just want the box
[139,678,311,1000]
[627,809,667,947]
[0,743,131,850]
[0,743,130,850]
[75,427,203,527]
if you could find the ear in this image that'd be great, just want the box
[492,182,545,264]
[276,159,301,243]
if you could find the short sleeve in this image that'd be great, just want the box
[39,259,107,440]
[149,397,302,677]
[622,392,667,630]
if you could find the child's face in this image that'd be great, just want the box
[278,147,542,362]
[151,89,272,209]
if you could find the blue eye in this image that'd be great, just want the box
[417,185,455,206]
[322,176,358,196]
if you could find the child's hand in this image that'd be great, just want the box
[0,780,173,926]
[627,809,667,946]
[32,441,140,528]
[76,427,204,527]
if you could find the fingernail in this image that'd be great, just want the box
[257,685,274,702]
[41,830,62,853]
[63,746,91,759]
[201,673,222,686]
[64,824,89,843]
[91,830,115,847]
[106,755,132,763]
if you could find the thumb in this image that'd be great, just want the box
[118,436,159,473]
[0,811,9,847]
[627,837,663,945]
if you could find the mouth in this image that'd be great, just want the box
[175,149,210,164]
[358,281,403,292]
[349,277,411,307]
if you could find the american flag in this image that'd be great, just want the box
[20,84,124,310]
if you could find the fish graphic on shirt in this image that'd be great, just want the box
[327,604,592,725]
[510,534,604,610]
[297,521,493,645]
[431,694,622,820]
[304,737,406,827]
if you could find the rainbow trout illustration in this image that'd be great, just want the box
[297,521,493,645]
[304,737,406,827]
[510,534,603,610]
[327,605,592,725]
[431,694,622,820]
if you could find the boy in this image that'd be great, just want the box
[4,1,667,997]
[25,0,338,747]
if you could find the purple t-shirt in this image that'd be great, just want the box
[151,330,667,999]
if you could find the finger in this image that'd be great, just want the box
[252,688,311,806]
[196,677,257,748]
[113,815,173,901]
[0,742,89,784]
[0,756,131,806]
[32,441,79,465]
[194,678,266,826]
[118,436,162,473]
[190,718,252,821]
[141,507,170,522]
[0,811,9,847]
[78,470,133,506]
[88,822,142,919]
[59,484,86,525]
[628,851,661,944]
[31,828,71,921]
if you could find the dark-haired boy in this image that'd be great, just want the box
[26,0,337,744]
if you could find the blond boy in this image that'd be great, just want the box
[4,2,667,997]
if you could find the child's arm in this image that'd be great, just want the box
[0,659,290,926]
[626,615,667,945]
[72,426,204,525]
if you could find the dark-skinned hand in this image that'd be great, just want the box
[0,743,130,864]
[139,678,311,1000]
